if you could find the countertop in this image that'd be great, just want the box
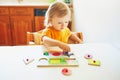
[0,2,50,6]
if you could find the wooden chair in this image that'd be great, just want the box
[27,31,83,45]
[67,32,83,44]
[27,30,43,45]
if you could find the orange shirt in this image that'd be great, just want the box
[42,27,71,43]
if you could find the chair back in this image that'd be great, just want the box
[27,31,83,45]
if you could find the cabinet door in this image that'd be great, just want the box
[11,16,33,45]
[0,16,12,46]
[34,16,45,31]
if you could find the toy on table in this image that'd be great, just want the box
[38,58,48,65]
[84,54,101,66]
[61,68,72,76]
[84,54,93,59]
[23,58,34,65]
[43,52,49,56]
[63,52,74,57]
[37,47,79,67]
[88,59,101,66]
[51,52,62,56]
[37,57,78,67]
[49,57,66,64]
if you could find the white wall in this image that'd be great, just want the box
[73,0,120,45]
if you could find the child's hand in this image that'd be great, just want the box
[58,42,71,52]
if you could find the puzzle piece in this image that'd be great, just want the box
[61,68,72,76]
[23,58,34,65]
[84,54,93,59]
[88,59,101,66]
[51,52,63,56]
[38,58,48,65]
[49,57,67,64]
[49,58,61,64]
[43,52,49,56]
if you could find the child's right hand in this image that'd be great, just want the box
[58,42,71,52]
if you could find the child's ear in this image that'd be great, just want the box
[48,19,52,26]
[48,18,52,23]
[49,18,52,21]
[49,18,53,25]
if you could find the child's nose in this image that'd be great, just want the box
[61,23,64,27]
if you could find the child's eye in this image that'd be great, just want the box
[58,22,62,24]
[65,21,68,23]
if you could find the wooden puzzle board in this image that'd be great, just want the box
[37,57,79,67]
[37,47,79,67]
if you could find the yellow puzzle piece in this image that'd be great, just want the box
[49,58,61,64]
[88,59,101,66]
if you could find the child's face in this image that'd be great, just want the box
[51,14,70,31]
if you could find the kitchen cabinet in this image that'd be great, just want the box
[0,8,12,46]
[10,16,33,45]
[9,7,34,45]
[0,7,34,46]
[34,16,45,31]
[0,16,12,46]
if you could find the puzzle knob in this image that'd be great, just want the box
[44,52,49,56]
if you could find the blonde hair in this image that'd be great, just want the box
[44,1,71,27]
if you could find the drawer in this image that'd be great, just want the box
[0,8,9,15]
[10,8,33,15]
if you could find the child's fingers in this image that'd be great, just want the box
[63,46,71,52]
[59,42,71,52]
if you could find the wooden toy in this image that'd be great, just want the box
[43,52,49,56]
[38,58,48,65]
[51,52,63,56]
[37,46,79,67]
[49,58,62,64]
[37,57,79,67]
[23,58,34,65]
[61,68,72,76]
[88,59,101,66]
